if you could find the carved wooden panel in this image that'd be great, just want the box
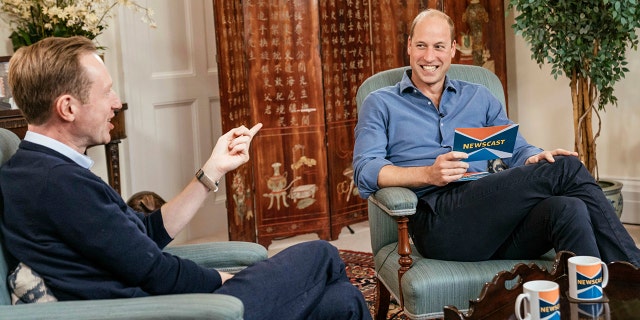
[213,0,257,243]
[369,0,430,72]
[443,0,508,104]
[214,0,332,247]
[245,1,332,247]
[318,0,372,239]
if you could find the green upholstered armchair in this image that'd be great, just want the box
[355,65,556,319]
[0,127,268,320]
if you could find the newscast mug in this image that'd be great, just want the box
[515,280,561,320]
[568,256,609,300]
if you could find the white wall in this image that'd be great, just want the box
[2,3,639,224]
[0,27,10,55]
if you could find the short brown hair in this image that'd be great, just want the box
[409,9,455,43]
[8,36,97,125]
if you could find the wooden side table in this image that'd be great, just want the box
[443,251,640,320]
[0,109,26,139]
[0,104,128,194]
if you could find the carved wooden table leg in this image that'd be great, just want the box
[105,103,127,195]
[105,140,122,194]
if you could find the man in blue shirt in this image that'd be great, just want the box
[1,36,370,320]
[353,9,640,266]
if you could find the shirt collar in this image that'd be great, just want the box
[24,131,94,169]
[399,68,459,95]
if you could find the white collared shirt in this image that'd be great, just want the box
[24,131,94,169]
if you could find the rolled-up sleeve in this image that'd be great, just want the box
[353,93,392,199]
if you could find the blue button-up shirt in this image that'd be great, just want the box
[353,69,542,199]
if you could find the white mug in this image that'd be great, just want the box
[568,256,609,300]
[515,280,561,320]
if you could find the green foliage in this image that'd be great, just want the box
[508,0,640,110]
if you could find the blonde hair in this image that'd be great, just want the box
[8,36,96,125]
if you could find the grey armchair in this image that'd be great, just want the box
[356,65,556,319]
[0,127,268,320]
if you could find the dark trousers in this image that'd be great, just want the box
[215,240,371,320]
[409,156,640,266]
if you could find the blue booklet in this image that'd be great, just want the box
[453,124,519,162]
[452,124,518,181]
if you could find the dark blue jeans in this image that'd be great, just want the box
[215,240,371,320]
[410,156,640,266]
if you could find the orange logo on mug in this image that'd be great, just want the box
[576,264,604,299]
[538,289,560,319]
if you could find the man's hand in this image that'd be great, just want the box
[377,151,470,189]
[203,123,263,181]
[525,148,578,165]
[219,271,234,285]
[425,151,470,186]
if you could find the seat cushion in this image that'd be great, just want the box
[374,243,556,320]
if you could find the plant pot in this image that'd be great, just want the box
[598,179,623,219]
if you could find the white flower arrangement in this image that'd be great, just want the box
[0,0,156,51]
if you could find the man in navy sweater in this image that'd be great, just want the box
[1,36,370,320]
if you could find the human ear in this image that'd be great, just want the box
[450,40,456,58]
[54,94,78,122]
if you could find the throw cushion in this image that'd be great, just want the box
[8,262,58,304]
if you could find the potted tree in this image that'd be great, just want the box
[508,0,640,218]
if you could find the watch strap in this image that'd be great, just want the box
[195,168,219,192]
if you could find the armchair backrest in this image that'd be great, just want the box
[356,64,506,111]
[0,127,21,305]
[0,128,20,166]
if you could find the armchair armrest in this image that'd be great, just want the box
[164,241,267,273]
[0,294,243,320]
[368,187,417,255]
[368,187,418,308]
[369,187,418,217]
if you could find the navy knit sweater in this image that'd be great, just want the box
[0,141,221,300]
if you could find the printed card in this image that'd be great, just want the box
[453,124,519,162]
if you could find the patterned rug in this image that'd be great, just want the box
[340,250,409,319]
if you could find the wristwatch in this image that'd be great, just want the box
[195,168,219,192]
